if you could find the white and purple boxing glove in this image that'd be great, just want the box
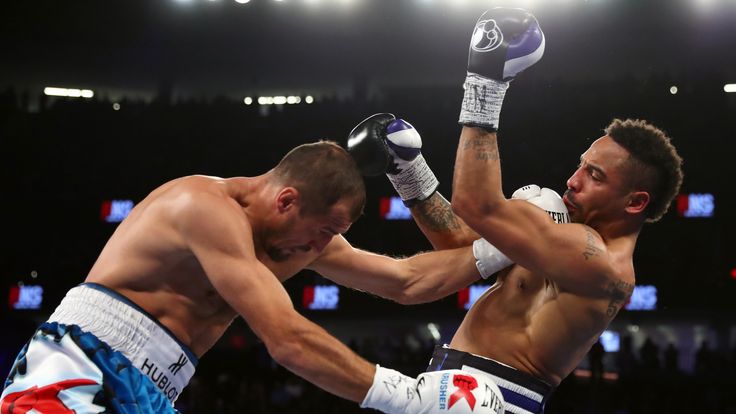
[384,118,439,206]
[346,113,439,206]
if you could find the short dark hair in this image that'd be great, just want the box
[273,141,366,222]
[605,119,684,223]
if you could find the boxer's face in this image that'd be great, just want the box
[564,136,632,225]
[266,197,353,262]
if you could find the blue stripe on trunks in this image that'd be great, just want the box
[42,322,178,414]
[499,386,542,413]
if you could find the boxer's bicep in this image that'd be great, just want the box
[312,236,479,304]
[176,195,297,344]
[464,201,612,296]
[310,236,412,301]
[532,224,614,295]
[460,198,557,261]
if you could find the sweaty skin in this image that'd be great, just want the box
[451,127,648,384]
[445,128,640,385]
[83,173,486,402]
[86,175,376,402]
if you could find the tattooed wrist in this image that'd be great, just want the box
[413,193,461,232]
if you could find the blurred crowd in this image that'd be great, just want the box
[174,334,736,414]
[2,74,736,413]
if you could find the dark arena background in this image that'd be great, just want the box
[2,0,736,412]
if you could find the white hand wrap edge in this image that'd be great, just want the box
[473,238,513,279]
[361,365,416,414]
[459,74,509,130]
[386,154,439,203]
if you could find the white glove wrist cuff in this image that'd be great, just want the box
[473,238,513,279]
[386,154,439,204]
[361,365,414,414]
[459,74,509,130]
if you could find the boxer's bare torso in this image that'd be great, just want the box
[450,252,634,385]
[85,174,635,388]
[87,176,329,357]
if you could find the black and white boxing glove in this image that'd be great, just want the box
[362,366,505,414]
[459,8,545,131]
[347,113,439,206]
[473,185,569,279]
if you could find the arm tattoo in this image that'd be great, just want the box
[605,280,634,317]
[414,194,461,232]
[462,135,499,162]
[582,229,603,260]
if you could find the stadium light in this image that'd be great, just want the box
[44,87,94,99]
[669,86,678,95]
[724,84,736,93]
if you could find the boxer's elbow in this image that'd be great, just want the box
[394,288,431,305]
[451,194,498,230]
[264,327,309,371]
[392,262,433,305]
[393,288,423,305]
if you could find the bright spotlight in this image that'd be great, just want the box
[112,103,121,111]
[305,95,314,104]
[44,87,94,99]
[258,96,275,105]
[244,97,253,105]
[669,86,678,95]
[273,96,287,105]
[235,0,251,4]
[44,87,67,97]
[724,84,736,93]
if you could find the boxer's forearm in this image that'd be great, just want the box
[410,192,480,250]
[452,127,505,229]
[313,240,479,305]
[267,312,374,403]
[398,247,480,304]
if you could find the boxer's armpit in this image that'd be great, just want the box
[413,193,461,232]
[605,279,634,317]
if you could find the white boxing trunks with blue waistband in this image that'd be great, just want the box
[1,282,198,413]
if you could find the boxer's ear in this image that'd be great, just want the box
[276,187,300,213]
[625,191,649,216]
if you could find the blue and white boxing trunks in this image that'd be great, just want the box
[1,283,199,413]
[427,345,554,414]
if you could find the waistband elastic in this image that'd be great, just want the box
[47,282,198,402]
[426,345,554,414]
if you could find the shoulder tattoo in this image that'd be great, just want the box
[582,227,603,261]
[605,279,634,317]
